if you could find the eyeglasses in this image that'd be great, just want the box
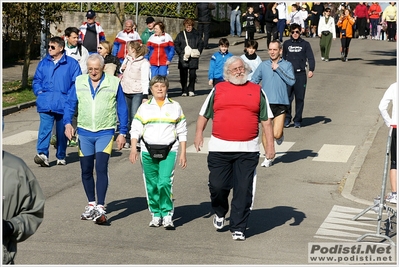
[229,66,245,73]
[291,30,300,34]
[326,11,331,13]
[48,45,57,50]
[97,47,103,50]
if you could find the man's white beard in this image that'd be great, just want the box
[229,73,247,85]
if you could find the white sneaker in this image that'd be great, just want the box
[275,135,284,145]
[213,214,224,229]
[81,204,96,220]
[124,143,130,149]
[93,205,107,224]
[261,158,273,167]
[232,231,246,241]
[162,215,174,229]
[149,216,162,227]
[321,57,325,61]
[386,192,397,204]
[34,153,49,167]
[189,91,195,97]
[57,158,66,165]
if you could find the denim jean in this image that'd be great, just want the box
[370,18,379,37]
[124,93,143,140]
[230,9,242,36]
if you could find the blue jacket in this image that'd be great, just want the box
[282,37,315,73]
[33,53,81,114]
[251,58,295,105]
[208,51,233,80]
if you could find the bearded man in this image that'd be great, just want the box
[194,56,275,241]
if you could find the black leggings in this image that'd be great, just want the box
[340,37,352,56]
[391,128,397,169]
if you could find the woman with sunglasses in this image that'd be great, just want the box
[337,9,355,62]
[97,40,121,76]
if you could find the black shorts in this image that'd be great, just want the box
[270,104,289,117]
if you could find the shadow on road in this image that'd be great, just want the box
[246,206,307,238]
[274,149,318,165]
[106,197,148,223]
[173,201,212,227]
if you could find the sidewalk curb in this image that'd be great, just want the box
[340,116,384,206]
[2,100,36,116]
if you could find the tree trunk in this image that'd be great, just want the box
[21,31,33,89]
[114,2,125,28]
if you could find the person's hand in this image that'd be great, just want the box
[142,98,148,103]
[308,70,314,78]
[271,61,279,71]
[116,134,126,150]
[179,153,187,169]
[129,147,139,164]
[65,124,74,140]
[208,79,213,86]
[3,220,14,238]
[194,133,204,152]
[166,60,170,66]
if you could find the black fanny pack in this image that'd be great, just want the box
[322,30,330,36]
[142,138,176,160]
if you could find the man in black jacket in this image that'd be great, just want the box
[282,23,315,128]
[196,3,215,49]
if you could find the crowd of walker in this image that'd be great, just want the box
[3,2,397,264]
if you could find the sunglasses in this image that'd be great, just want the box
[97,47,103,50]
[291,30,300,34]
[47,45,57,50]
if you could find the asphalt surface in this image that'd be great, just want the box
[2,32,398,265]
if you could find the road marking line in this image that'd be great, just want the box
[313,144,355,162]
[2,130,38,145]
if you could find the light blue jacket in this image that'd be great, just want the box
[251,58,295,105]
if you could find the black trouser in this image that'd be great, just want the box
[387,21,397,41]
[207,151,259,233]
[197,22,210,48]
[391,128,397,169]
[356,17,367,37]
[286,72,307,124]
[265,23,278,48]
[179,68,197,94]
[245,29,256,47]
[340,37,352,57]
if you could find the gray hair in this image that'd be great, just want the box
[87,53,104,68]
[150,75,169,88]
[223,56,250,81]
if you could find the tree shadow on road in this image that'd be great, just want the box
[66,149,123,165]
[106,197,148,223]
[246,206,307,238]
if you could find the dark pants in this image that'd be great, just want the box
[179,68,197,94]
[387,21,397,41]
[356,17,367,37]
[277,19,287,41]
[340,37,352,56]
[266,23,278,48]
[286,72,307,124]
[207,151,259,233]
[391,128,397,169]
[244,29,256,47]
[198,22,210,48]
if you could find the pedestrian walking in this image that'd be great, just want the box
[208,38,234,87]
[129,75,187,229]
[229,3,242,37]
[79,10,106,54]
[32,36,82,167]
[282,23,315,129]
[112,19,142,64]
[63,54,128,225]
[318,8,336,62]
[194,56,275,241]
[140,17,156,45]
[196,2,215,49]
[337,8,356,62]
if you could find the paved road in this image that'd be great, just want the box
[2,33,397,265]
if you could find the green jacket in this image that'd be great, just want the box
[140,28,155,45]
[75,74,121,132]
[2,151,45,264]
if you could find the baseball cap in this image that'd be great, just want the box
[86,10,96,19]
[145,17,155,24]
[301,4,307,8]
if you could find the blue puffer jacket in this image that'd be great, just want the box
[33,53,81,114]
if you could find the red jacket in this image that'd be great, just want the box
[354,4,369,19]
[368,3,382,20]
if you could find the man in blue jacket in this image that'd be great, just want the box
[32,36,82,167]
[282,23,315,128]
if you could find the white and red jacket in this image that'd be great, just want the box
[145,33,175,66]
[112,30,142,63]
[79,22,105,46]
